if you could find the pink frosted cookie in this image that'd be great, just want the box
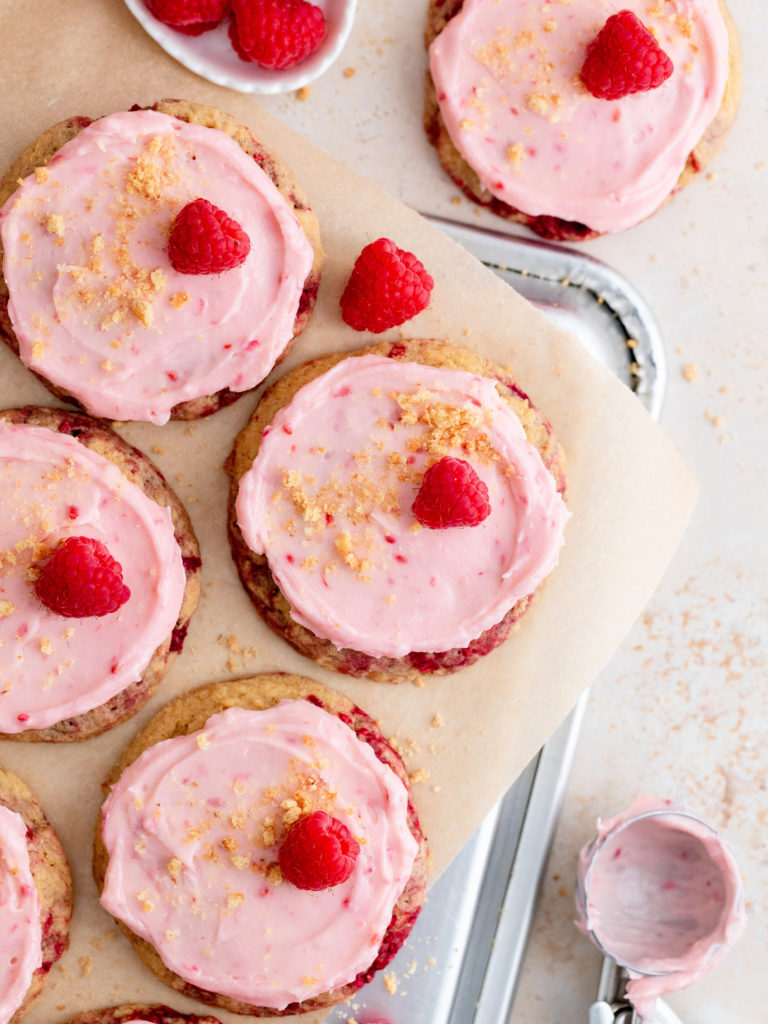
[93,675,429,1016]
[227,339,568,683]
[60,1005,224,1024]
[0,407,200,741]
[0,768,71,1024]
[424,0,742,239]
[0,100,322,423]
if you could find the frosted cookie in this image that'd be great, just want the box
[424,0,742,239]
[0,100,322,423]
[94,675,429,1016]
[0,407,200,741]
[61,1006,224,1024]
[227,339,568,683]
[0,768,71,1024]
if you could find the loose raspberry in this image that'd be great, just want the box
[34,536,131,618]
[144,0,229,35]
[168,198,250,275]
[278,811,360,891]
[340,238,434,334]
[581,10,674,100]
[230,0,326,71]
[412,457,491,529]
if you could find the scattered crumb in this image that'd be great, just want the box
[78,956,93,978]
[450,195,461,206]
[409,768,430,784]
[383,970,398,994]
[296,86,311,101]
[343,67,356,78]
[431,712,443,728]
[682,363,698,382]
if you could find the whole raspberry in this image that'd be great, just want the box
[35,536,131,618]
[230,0,326,71]
[278,811,360,891]
[412,457,491,529]
[144,0,229,35]
[168,198,251,275]
[581,10,674,100]
[340,238,434,334]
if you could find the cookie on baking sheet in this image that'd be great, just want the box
[93,674,429,1017]
[424,0,742,240]
[0,406,201,742]
[60,1006,224,1024]
[0,767,71,1024]
[227,339,568,684]
[0,99,323,424]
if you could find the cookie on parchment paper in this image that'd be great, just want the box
[0,406,200,741]
[93,674,429,1017]
[0,99,323,424]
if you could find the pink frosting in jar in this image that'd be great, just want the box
[428,0,730,233]
[575,796,746,1019]
[0,421,186,733]
[236,354,568,659]
[0,805,42,1024]
[99,701,419,1011]
[0,109,314,424]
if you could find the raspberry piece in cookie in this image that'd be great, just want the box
[412,456,491,529]
[145,0,229,35]
[230,0,326,70]
[340,238,434,334]
[168,199,251,275]
[279,811,361,891]
[35,536,131,618]
[581,9,674,100]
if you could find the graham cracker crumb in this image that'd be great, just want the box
[0,601,15,618]
[167,857,183,879]
[384,971,398,994]
[227,892,245,909]
[45,213,65,238]
[343,67,356,78]
[170,291,189,309]
[296,86,311,101]
[409,768,431,784]
[197,733,210,750]
[431,712,443,728]
[78,957,93,978]
[267,863,283,886]
[682,363,698,382]
[34,166,49,184]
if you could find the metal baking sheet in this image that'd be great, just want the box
[324,220,667,1024]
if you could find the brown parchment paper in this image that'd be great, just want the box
[0,3,698,1023]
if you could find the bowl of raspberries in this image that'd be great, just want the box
[125,0,357,93]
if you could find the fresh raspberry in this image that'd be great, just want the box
[278,811,360,891]
[229,0,326,71]
[581,10,674,100]
[34,536,131,618]
[168,198,250,275]
[144,0,229,35]
[412,457,491,529]
[340,238,434,334]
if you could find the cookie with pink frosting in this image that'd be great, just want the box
[0,767,71,1024]
[227,339,568,683]
[0,406,201,741]
[93,674,429,1016]
[60,1005,224,1024]
[0,100,323,423]
[424,0,742,239]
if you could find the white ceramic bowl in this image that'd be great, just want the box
[123,0,358,94]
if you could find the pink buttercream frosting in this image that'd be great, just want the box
[236,354,568,659]
[576,796,746,1020]
[100,701,419,1010]
[0,421,186,732]
[0,805,42,1024]
[0,109,314,424]
[429,0,730,232]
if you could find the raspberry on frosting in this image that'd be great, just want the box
[278,811,360,890]
[168,198,251,275]
[412,456,491,529]
[230,0,326,70]
[144,0,229,35]
[340,238,434,334]
[35,536,131,618]
[581,9,674,100]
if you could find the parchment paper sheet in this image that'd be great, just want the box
[0,3,698,1023]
